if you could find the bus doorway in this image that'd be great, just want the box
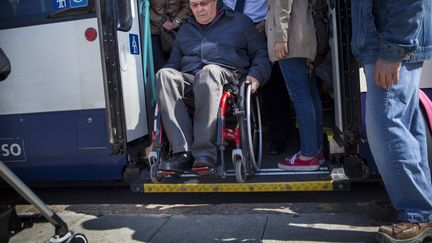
[133,0,432,193]
[134,0,360,193]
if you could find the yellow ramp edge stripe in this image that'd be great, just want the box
[144,181,333,193]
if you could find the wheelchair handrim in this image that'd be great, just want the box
[246,85,263,170]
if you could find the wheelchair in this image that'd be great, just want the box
[148,82,263,183]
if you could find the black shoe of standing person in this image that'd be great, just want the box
[158,152,193,173]
[268,142,285,155]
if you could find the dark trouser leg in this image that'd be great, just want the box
[262,63,291,144]
[151,35,169,72]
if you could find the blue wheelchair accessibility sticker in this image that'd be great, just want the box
[129,34,140,55]
[70,0,88,8]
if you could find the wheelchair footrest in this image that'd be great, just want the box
[192,167,216,176]
[159,170,177,176]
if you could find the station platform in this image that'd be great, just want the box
[9,201,384,243]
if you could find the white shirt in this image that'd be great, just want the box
[223,0,268,23]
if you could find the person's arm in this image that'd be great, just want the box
[378,0,423,61]
[173,0,191,25]
[374,0,424,89]
[273,0,292,59]
[149,3,163,32]
[246,20,272,92]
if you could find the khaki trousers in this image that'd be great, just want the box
[156,65,239,161]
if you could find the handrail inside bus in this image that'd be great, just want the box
[139,0,157,107]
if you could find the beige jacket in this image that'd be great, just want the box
[265,0,317,63]
[150,0,191,35]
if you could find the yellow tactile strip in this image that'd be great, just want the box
[144,181,333,193]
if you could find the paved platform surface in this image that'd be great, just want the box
[9,202,387,243]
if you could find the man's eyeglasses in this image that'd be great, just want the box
[189,0,213,8]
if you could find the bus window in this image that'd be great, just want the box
[0,0,96,29]
[0,0,47,18]
[115,0,132,31]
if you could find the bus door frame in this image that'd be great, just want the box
[332,0,362,154]
[96,0,127,154]
[96,0,150,155]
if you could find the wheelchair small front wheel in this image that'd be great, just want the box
[150,163,164,184]
[234,158,246,183]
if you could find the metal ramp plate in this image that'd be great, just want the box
[132,166,350,193]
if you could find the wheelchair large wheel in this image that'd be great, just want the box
[238,83,263,177]
[149,104,168,184]
[245,84,263,171]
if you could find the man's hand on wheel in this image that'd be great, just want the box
[245,76,260,93]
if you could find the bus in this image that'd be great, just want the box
[0,0,431,193]
[0,0,148,182]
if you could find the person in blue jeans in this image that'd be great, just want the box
[266,0,324,171]
[223,0,291,156]
[351,0,432,242]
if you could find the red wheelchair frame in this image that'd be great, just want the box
[148,82,262,183]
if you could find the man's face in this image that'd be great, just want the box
[189,0,217,25]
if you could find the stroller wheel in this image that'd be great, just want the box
[66,233,88,243]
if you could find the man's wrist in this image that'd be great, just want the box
[379,42,415,62]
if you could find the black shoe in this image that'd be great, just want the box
[268,142,285,155]
[158,152,193,173]
[193,156,217,170]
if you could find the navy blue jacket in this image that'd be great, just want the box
[351,0,432,64]
[164,6,271,84]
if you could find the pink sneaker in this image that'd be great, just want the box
[278,153,320,171]
[316,151,326,165]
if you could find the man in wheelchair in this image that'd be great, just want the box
[155,0,271,174]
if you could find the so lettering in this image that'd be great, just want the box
[1,143,22,157]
